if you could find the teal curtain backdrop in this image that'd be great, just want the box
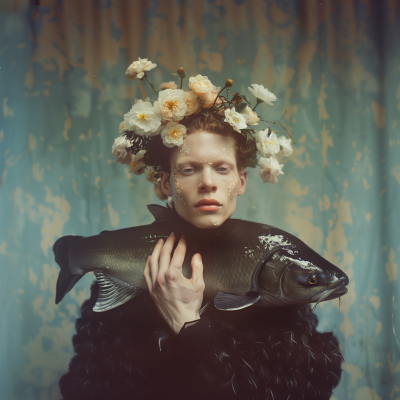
[0,0,399,399]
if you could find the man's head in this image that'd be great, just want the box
[146,114,257,229]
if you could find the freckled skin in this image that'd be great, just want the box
[161,131,247,229]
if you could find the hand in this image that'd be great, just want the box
[143,232,205,334]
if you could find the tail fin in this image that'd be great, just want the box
[54,235,84,304]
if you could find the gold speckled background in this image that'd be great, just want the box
[0,1,399,399]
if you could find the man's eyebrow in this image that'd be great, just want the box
[176,159,235,166]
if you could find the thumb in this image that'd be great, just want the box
[190,253,203,283]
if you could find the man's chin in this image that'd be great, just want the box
[179,212,227,229]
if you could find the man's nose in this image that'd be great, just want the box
[198,168,217,192]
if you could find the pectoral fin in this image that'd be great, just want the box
[214,292,261,311]
[93,271,142,312]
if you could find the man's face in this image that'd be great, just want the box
[160,131,247,229]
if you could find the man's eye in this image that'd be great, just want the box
[182,168,194,174]
[217,167,229,172]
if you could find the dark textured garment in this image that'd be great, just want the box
[59,282,343,400]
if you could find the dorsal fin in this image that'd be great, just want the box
[147,204,173,222]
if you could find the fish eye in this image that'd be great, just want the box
[308,275,318,285]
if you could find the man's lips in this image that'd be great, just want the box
[194,199,221,211]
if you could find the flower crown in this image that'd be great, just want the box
[112,57,294,200]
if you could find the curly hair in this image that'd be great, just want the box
[143,113,257,173]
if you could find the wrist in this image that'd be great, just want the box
[172,313,201,334]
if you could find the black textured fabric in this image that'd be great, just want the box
[59,282,343,400]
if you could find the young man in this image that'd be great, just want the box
[59,114,344,400]
[144,128,247,334]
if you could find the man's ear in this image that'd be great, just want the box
[160,171,172,196]
[237,170,247,196]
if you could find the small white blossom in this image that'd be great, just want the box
[259,156,284,184]
[189,75,214,97]
[154,89,188,122]
[112,136,132,165]
[242,106,259,125]
[278,136,293,157]
[129,150,146,175]
[124,100,162,136]
[126,58,157,80]
[159,81,178,90]
[145,167,158,184]
[248,84,277,105]
[184,91,200,116]
[255,129,280,157]
[224,107,249,133]
[161,122,187,148]
[119,121,127,133]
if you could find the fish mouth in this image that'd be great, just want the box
[310,284,348,311]
[325,286,348,300]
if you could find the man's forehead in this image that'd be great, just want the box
[172,131,236,162]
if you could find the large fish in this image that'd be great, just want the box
[54,205,348,312]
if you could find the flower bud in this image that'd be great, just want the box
[177,67,186,78]
[225,79,234,87]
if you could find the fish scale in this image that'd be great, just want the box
[54,205,349,312]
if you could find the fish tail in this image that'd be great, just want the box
[54,235,84,304]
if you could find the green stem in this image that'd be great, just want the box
[144,73,158,96]
[252,99,263,111]
[180,77,183,89]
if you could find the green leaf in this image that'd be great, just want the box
[235,102,248,113]
[171,72,179,76]
[242,128,255,135]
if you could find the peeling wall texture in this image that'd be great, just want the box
[0,1,399,399]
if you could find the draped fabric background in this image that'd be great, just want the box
[0,0,399,399]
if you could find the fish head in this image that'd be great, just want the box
[258,249,349,306]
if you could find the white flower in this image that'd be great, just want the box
[242,106,259,125]
[161,122,187,148]
[112,136,132,165]
[278,136,293,157]
[189,75,214,97]
[129,150,146,175]
[126,57,157,80]
[124,100,162,136]
[259,156,284,184]
[159,81,178,90]
[145,167,158,184]
[255,129,280,157]
[248,84,277,105]
[119,121,127,133]
[154,89,187,122]
[224,107,249,133]
[184,91,200,116]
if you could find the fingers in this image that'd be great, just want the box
[143,255,152,292]
[149,238,165,285]
[190,253,204,287]
[157,232,176,281]
[167,236,187,282]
